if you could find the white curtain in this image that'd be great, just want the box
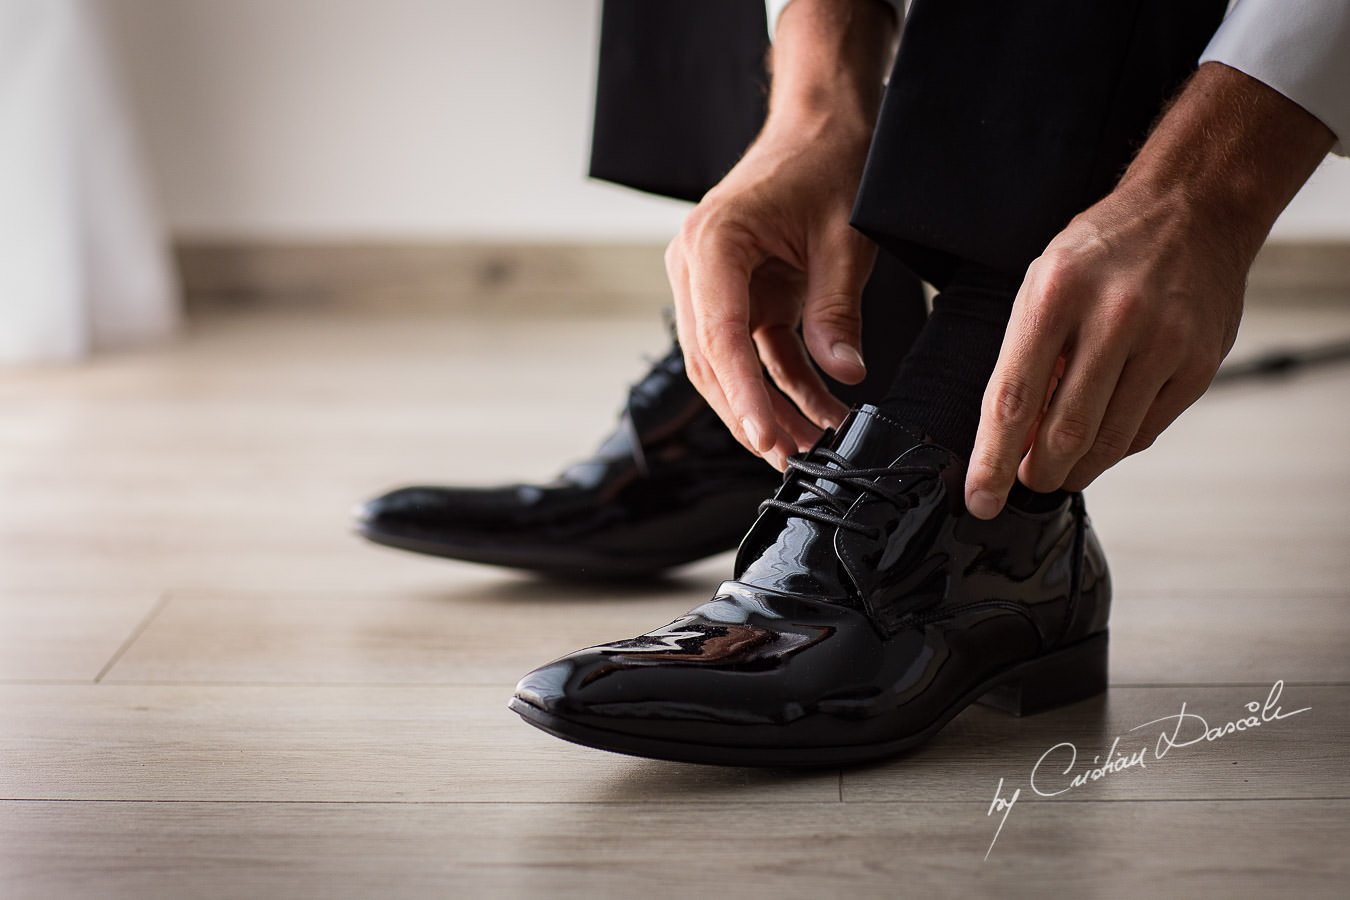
[0,0,178,365]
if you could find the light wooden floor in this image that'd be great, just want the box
[1,302,1348,898]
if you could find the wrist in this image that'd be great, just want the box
[758,104,876,156]
[1115,62,1334,264]
[765,0,896,140]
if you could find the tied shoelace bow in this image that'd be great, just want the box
[759,447,937,540]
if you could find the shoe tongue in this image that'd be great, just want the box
[558,343,694,487]
[828,405,927,470]
[766,405,925,513]
[772,405,923,506]
[731,405,928,601]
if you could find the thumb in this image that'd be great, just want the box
[802,231,875,385]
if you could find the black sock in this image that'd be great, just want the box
[875,265,1066,511]
[828,250,928,408]
[877,268,1016,460]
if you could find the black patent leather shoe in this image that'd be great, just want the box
[355,343,780,578]
[511,404,1111,766]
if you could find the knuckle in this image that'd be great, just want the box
[762,357,797,393]
[663,239,683,272]
[684,353,713,386]
[809,301,861,337]
[1107,290,1148,322]
[1026,252,1058,282]
[1173,361,1217,399]
[1127,431,1158,455]
[686,215,715,247]
[697,318,745,353]
[680,204,709,232]
[1061,467,1099,493]
[688,210,742,252]
[1017,295,1065,341]
[1031,255,1076,302]
[1016,453,1063,492]
[1089,421,1135,461]
[1165,321,1202,356]
[968,453,1015,487]
[1045,413,1096,459]
[1145,329,1190,364]
[985,377,1041,425]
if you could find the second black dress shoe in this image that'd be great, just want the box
[511,405,1111,766]
[355,343,780,578]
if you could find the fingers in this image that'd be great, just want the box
[755,324,849,433]
[1017,337,1129,493]
[668,243,739,440]
[1124,370,1213,457]
[966,278,1071,519]
[801,229,874,386]
[1059,372,1207,490]
[1008,283,1219,495]
[967,284,1220,510]
[667,235,799,469]
[666,218,871,468]
[1058,357,1170,491]
[766,384,825,457]
[687,247,798,459]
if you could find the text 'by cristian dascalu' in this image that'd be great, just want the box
[982,680,1310,861]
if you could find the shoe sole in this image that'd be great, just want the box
[356,523,727,579]
[509,631,1108,767]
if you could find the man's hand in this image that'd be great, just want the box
[667,119,877,470]
[965,183,1245,515]
[667,0,896,470]
[966,62,1336,518]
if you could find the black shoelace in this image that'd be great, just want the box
[759,448,936,539]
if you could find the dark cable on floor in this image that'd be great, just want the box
[1212,337,1350,385]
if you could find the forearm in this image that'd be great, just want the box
[764,0,897,143]
[1114,61,1335,266]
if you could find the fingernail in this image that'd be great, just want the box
[968,490,1003,520]
[741,417,765,452]
[831,342,865,370]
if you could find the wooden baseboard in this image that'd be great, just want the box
[176,242,672,315]
[177,240,1350,313]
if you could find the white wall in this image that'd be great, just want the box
[106,0,1350,242]
[106,0,691,241]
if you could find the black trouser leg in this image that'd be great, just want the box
[852,0,1229,283]
[857,0,1227,474]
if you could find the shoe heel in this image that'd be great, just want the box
[977,631,1108,717]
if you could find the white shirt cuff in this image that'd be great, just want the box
[1200,0,1349,156]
